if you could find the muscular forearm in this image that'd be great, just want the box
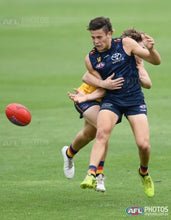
[139,75,152,89]
[68,87,105,103]
[84,55,124,90]
[142,34,161,65]
[83,72,124,90]
[82,72,105,88]
[86,88,106,101]
[148,48,161,65]
[136,57,152,89]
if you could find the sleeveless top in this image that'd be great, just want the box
[89,38,145,106]
[78,83,97,94]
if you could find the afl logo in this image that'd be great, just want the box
[95,62,105,69]
[111,53,123,64]
[126,207,144,216]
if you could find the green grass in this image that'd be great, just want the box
[0,0,171,219]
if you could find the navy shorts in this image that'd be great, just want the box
[74,101,100,118]
[100,101,147,123]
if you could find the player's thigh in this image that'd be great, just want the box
[128,114,150,145]
[83,105,100,128]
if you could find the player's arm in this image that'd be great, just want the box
[68,87,105,103]
[83,55,124,90]
[123,36,161,65]
[82,71,102,86]
[135,55,152,89]
[83,54,104,87]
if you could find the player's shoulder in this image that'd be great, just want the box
[89,47,96,55]
[85,54,90,63]
[87,47,98,62]
[123,37,138,45]
[113,37,122,43]
[122,37,139,53]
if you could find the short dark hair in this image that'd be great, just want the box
[121,28,143,42]
[87,17,113,34]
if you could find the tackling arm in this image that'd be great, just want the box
[135,55,152,89]
[83,54,124,90]
[68,88,105,103]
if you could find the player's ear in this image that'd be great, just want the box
[107,31,113,37]
[141,33,145,40]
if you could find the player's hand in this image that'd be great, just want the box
[102,73,124,90]
[68,89,88,103]
[141,34,154,50]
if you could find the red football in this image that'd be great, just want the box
[5,103,31,126]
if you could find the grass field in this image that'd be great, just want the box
[0,0,170,219]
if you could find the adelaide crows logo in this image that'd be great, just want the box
[111,53,124,64]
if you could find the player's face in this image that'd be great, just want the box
[90,29,112,52]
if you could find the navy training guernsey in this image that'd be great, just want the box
[89,38,145,106]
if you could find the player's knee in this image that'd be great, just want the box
[96,128,109,143]
[137,139,150,151]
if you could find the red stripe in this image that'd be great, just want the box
[97,166,103,170]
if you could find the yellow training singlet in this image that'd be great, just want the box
[78,83,97,94]
[77,83,101,102]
